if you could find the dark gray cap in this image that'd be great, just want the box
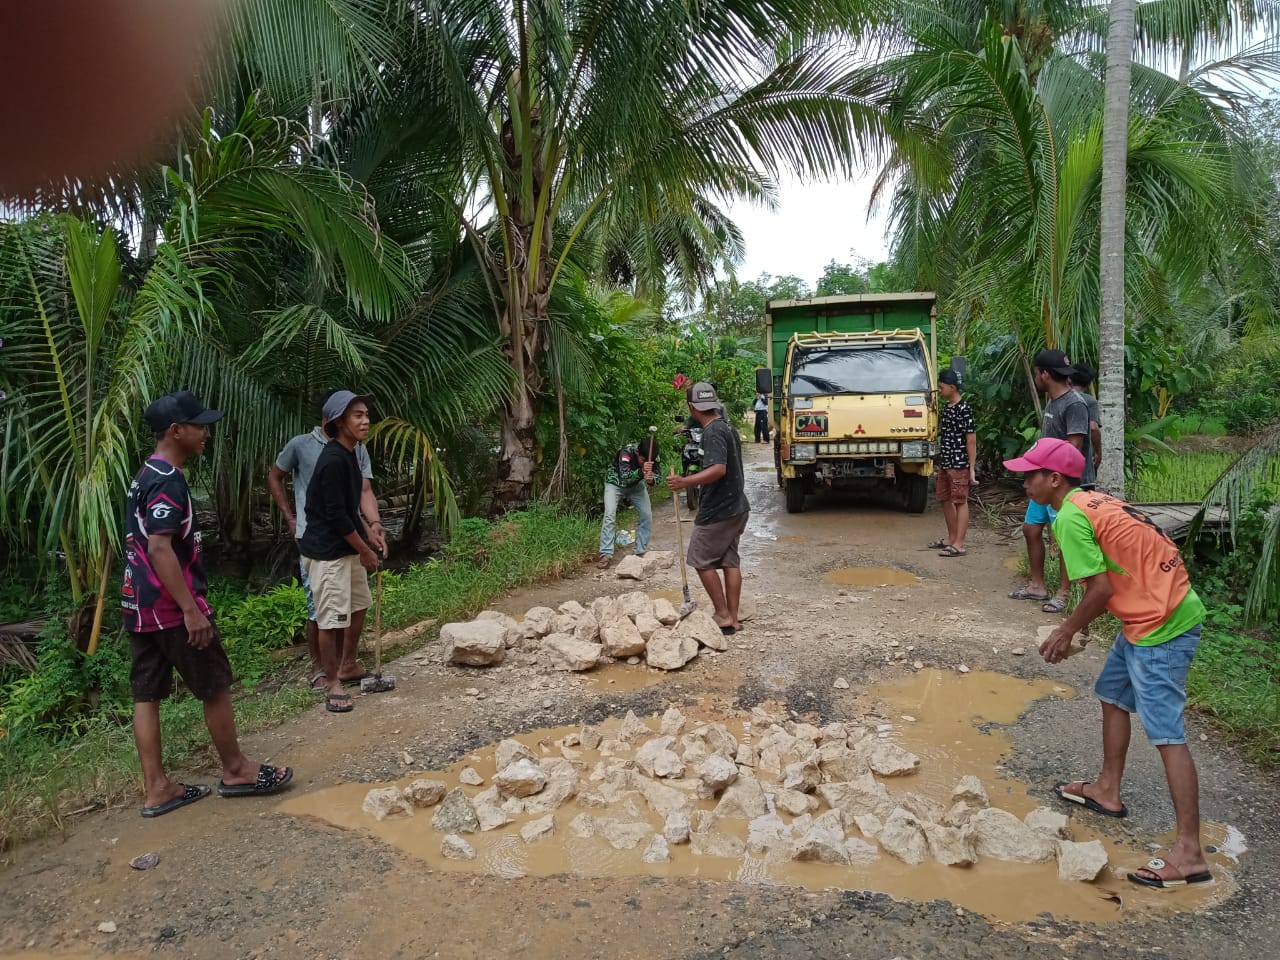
[322,390,372,436]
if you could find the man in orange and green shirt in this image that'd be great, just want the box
[1004,438,1210,890]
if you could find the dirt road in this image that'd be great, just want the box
[2,442,1278,960]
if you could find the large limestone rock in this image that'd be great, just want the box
[619,710,652,742]
[652,597,680,625]
[443,620,506,666]
[617,591,654,621]
[635,736,685,779]
[559,600,587,617]
[472,786,512,831]
[362,786,413,821]
[579,725,603,750]
[640,550,675,575]
[864,742,921,777]
[660,706,686,736]
[597,818,653,850]
[816,742,867,784]
[676,609,728,652]
[698,754,739,794]
[899,792,945,826]
[852,813,883,839]
[783,757,822,794]
[432,789,479,833]
[951,775,989,808]
[520,814,556,843]
[495,738,536,771]
[699,724,739,759]
[550,613,579,636]
[776,788,819,816]
[971,808,1056,863]
[817,773,895,822]
[923,822,979,867]
[407,779,447,808]
[878,808,929,865]
[642,835,672,863]
[516,758,578,814]
[1056,839,1109,881]
[572,611,601,644]
[441,834,477,861]
[522,606,556,637]
[640,779,691,819]
[634,612,663,641]
[690,829,746,859]
[474,610,523,647]
[589,596,620,623]
[600,617,646,658]
[541,634,603,671]
[646,628,699,670]
[1024,807,1072,840]
[792,825,849,865]
[615,555,647,580]
[494,758,548,798]
[568,812,596,839]
[713,776,768,820]
[664,811,692,844]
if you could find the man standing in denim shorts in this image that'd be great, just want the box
[1006,438,1210,889]
[667,382,749,635]
[124,392,292,817]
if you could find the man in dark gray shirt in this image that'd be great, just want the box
[667,382,749,635]
[1010,349,1090,614]
[1070,363,1103,489]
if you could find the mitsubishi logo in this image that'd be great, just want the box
[854,424,866,435]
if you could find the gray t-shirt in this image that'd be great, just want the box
[275,427,372,538]
[695,418,749,525]
[1042,390,1094,485]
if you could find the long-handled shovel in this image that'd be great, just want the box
[360,570,396,693]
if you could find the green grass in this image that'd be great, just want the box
[0,506,598,852]
[1129,451,1238,503]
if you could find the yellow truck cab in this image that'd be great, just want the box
[762,293,943,513]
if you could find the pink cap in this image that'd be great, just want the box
[1003,437,1086,477]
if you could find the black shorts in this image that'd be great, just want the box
[128,621,234,703]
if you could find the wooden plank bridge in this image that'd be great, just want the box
[1133,502,1231,541]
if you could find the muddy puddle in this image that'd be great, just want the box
[280,669,1237,925]
[580,663,670,692]
[822,566,918,587]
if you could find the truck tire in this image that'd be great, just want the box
[784,478,806,514]
[905,474,928,514]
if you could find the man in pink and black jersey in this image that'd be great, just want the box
[123,391,292,818]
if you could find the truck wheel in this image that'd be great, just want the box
[784,478,806,513]
[685,485,700,513]
[905,475,928,514]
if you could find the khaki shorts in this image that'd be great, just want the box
[686,512,750,571]
[301,554,372,630]
[935,468,971,504]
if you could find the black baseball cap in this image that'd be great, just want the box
[1033,348,1074,377]
[144,391,223,433]
[938,369,961,386]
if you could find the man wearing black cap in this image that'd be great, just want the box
[123,391,292,817]
[299,390,381,713]
[667,382,750,634]
[1009,349,1092,612]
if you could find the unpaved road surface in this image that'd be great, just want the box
[2,443,1278,960]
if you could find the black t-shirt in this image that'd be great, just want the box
[122,456,212,632]
[300,441,367,560]
[695,418,749,525]
[938,400,976,470]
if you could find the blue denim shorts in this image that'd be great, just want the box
[1094,625,1201,746]
[299,556,317,621]
[1024,499,1058,525]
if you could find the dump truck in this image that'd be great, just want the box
[759,292,948,514]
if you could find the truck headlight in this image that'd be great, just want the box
[790,443,817,462]
[901,441,926,458]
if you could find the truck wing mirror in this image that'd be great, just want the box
[949,356,967,379]
[755,367,773,395]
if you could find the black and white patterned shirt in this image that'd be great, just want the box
[938,399,976,469]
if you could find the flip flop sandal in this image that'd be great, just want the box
[926,539,950,549]
[1042,597,1068,613]
[218,764,294,798]
[141,783,211,818]
[939,545,967,557]
[719,625,738,635]
[325,691,354,714]
[1009,587,1051,601]
[1127,858,1212,888]
[308,672,326,693]
[1053,782,1128,818]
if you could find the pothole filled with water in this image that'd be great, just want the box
[821,566,918,587]
[280,670,1238,924]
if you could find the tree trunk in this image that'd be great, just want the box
[1097,0,1136,496]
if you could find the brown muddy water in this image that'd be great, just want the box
[280,669,1237,926]
[821,566,918,587]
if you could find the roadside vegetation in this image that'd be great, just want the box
[1,1,1278,845]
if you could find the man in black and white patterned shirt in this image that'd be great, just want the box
[930,369,977,556]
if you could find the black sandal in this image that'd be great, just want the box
[141,783,211,818]
[218,764,294,798]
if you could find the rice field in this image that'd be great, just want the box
[1129,451,1239,503]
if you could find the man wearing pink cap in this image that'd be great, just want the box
[1004,438,1209,889]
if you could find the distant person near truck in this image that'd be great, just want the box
[1009,349,1091,613]
[928,369,976,557]
[753,391,770,443]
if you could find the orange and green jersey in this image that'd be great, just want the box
[1052,490,1206,646]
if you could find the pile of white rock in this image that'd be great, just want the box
[440,578,731,673]
[361,704,1109,882]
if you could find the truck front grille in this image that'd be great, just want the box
[817,441,900,455]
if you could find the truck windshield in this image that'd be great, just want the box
[789,344,930,396]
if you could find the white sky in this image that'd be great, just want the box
[724,173,893,289]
